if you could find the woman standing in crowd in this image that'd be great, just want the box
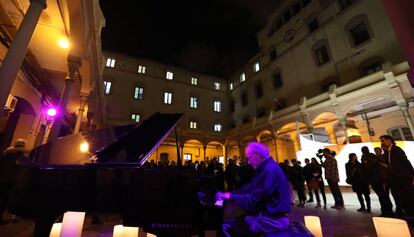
[310,158,327,208]
[346,153,371,212]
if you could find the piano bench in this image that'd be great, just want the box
[263,221,314,237]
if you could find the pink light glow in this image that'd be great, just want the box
[46,107,57,117]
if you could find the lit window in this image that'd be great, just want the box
[229,83,234,91]
[183,153,192,161]
[103,81,112,94]
[134,87,144,99]
[191,77,198,85]
[214,124,222,132]
[106,58,116,68]
[190,97,198,108]
[254,62,260,73]
[131,114,140,122]
[137,65,146,74]
[214,82,221,90]
[240,73,246,83]
[164,92,172,104]
[166,71,174,80]
[189,121,198,129]
[214,100,221,112]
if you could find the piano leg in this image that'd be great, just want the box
[33,213,61,237]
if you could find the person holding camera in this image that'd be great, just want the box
[318,148,344,209]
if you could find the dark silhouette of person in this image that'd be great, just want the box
[380,135,414,217]
[310,158,326,208]
[346,153,370,212]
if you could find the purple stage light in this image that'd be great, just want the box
[46,107,57,117]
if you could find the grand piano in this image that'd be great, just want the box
[7,113,222,237]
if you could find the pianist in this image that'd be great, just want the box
[215,142,291,236]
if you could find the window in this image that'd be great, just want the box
[315,46,330,66]
[275,98,287,111]
[363,62,382,75]
[106,58,115,67]
[133,86,144,99]
[292,2,301,16]
[308,18,319,33]
[214,124,222,132]
[283,10,291,23]
[254,62,260,73]
[273,72,283,89]
[230,100,235,112]
[242,115,250,124]
[191,77,198,85]
[137,65,146,74]
[103,81,112,94]
[229,83,234,91]
[190,97,198,108]
[257,107,267,118]
[269,49,277,61]
[241,93,248,106]
[214,100,221,112]
[349,23,370,46]
[131,114,140,122]
[240,73,246,83]
[388,127,413,141]
[302,0,311,7]
[338,0,357,10]
[164,92,172,104]
[183,153,192,161]
[255,83,263,99]
[189,121,198,129]
[214,82,221,90]
[166,71,174,80]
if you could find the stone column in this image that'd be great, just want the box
[203,145,207,161]
[0,0,47,112]
[48,57,82,142]
[399,102,414,137]
[272,135,279,162]
[290,132,300,153]
[339,116,349,144]
[300,97,313,133]
[73,94,89,133]
[326,127,338,144]
[223,145,227,169]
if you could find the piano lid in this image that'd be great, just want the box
[30,113,183,165]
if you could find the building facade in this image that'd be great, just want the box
[103,0,414,164]
[102,53,231,163]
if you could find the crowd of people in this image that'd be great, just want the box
[142,135,414,219]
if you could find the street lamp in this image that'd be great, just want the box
[45,106,58,123]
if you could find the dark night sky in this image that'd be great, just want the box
[100,0,281,77]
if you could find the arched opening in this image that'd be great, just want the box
[183,139,205,162]
[226,140,240,161]
[206,141,225,164]
[345,97,407,143]
[0,97,36,152]
[312,112,338,144]
[276,122,306,160]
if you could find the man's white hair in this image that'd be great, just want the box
[246,142,270,159]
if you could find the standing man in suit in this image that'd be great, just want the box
[380,135,414,217]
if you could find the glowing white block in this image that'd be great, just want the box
[113,225,124,237]
[123,226,139,237]
[304,216,323,237]
[60,211,85,237]
[373,217,410,237]
[147,233,157,237]
[49,223,62,237]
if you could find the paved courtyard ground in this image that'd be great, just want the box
[0,190,413,237]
